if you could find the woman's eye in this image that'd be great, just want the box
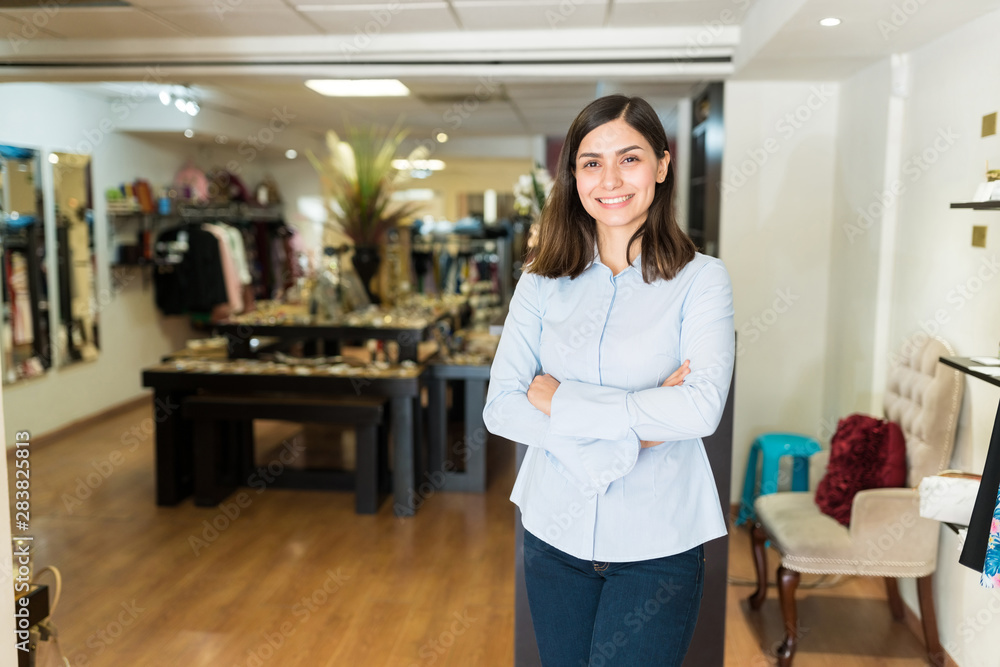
[584,161,598,168]
[622,156,638,164]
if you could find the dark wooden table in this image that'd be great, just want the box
[426,361,491,492]
[141,363,427,517]
[211,303,468,363]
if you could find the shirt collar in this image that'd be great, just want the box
[589,243,643,276]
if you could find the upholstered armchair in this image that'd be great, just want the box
[748,336,964,666]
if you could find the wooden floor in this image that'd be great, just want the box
[8,400,935,666]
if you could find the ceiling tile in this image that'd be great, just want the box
[130,0,286,7]
[301,5,460,33]
[609,0,750,27]
[453,0,607,30]
[0,7,186,39]
[0,11,63,39]
[147,7,322,37]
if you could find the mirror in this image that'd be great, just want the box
[0,145,50,384]
[52,152,99,366]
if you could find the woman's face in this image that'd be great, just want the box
[573,117,669,235]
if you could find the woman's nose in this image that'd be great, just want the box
[602,164,622,190]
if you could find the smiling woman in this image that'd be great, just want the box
[483,95,736,667]
[529,96,696,283]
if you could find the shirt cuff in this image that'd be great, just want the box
[550,380,631,441]
[579,433,641,495]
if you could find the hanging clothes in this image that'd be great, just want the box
[8,252,33,345]
[220,224,251,286]
[960,405,1000,578]
[203,223,243,315]
[982,485,1000,588]
[253,222,274,299]
[153,226,228,315]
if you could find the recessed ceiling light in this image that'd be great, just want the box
[392,159,446,171]
[305,79,411,97]
[819,17,841,27]
[285,149,298,160]
[184,129,194,138]
[48,153,59,164]
[436,132,449,143]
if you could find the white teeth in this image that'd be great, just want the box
[598,194,633,204]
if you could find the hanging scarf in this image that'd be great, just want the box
[982,485,1000,588]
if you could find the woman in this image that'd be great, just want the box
[483,95,735,666]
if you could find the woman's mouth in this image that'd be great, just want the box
[596,194,634,205]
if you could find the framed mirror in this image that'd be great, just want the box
[52,152,99,366]
[0,145,50,384]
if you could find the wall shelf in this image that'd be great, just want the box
[950,201,1000,210]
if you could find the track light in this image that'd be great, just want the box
[160,86,200,117]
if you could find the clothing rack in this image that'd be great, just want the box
[0,219,51,373]
[410,236,511,303]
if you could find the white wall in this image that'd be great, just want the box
[718,80,839,501]
[823,59,894,430]
[0,83,315,438]
[880,11,1000,666]
[804,10,1000,666]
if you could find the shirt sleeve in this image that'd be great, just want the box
[548,260,735,443]
[483,272,640,496]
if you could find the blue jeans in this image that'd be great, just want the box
[523,530,704,667]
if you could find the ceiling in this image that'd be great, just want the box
[0,0,998,146]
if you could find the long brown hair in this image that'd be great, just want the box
[529,95,695,282]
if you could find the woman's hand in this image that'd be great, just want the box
[527,374,560,416]
[640,360,691,449]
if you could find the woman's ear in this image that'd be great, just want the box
[657,151,671,183]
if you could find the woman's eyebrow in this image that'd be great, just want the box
[577,145,644,160]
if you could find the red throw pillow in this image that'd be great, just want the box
[815,414,907,526]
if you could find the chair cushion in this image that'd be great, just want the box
[755,492,855,568]
[815,414,906,525]
[756,490,938,577]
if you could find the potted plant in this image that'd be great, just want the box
[309,122,420,303]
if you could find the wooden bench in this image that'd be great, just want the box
[181,394,389,514]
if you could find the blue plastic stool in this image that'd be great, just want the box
[735,432,822,526]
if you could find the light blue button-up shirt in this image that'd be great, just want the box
[483,251,735,562]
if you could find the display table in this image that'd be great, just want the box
[426,360,492,492]
[141,359,427,517]
[212,301,467,362]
